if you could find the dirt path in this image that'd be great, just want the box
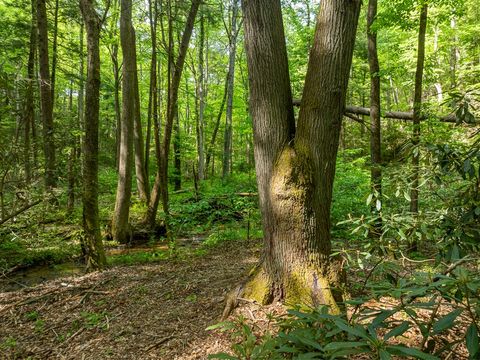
[0,240,261,359]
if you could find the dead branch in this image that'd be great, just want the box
[0,199,42,227]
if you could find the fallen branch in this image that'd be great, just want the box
[292,99,477,124]
[0,199,42,227]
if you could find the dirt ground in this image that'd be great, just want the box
[0,240,264,359]
[0,239,472,360]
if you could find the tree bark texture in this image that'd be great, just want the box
[222,0,239,178]
[410,3,428,216]
[133,65,150,202]
[50,0,59,104]
[367,0,382,237]
[79,0,107,270]
[239,0,361,310]
[146,0,158,185]
[37,0,56,189]
[24,0,36,185]
[113,0,136,243]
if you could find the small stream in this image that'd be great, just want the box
[0,236,206,292]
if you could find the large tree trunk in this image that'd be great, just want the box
[80,0,107,270]
[237,0,361,312]
[112,0,136,243]
[37,0,56,190]
[367,0,382,237]
[222,0,239,179]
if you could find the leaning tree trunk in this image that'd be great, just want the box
[235,0,361,314]
[80,0,107,270]
[367,0,382,238]
[112,0,136,243]
[222,0,239,179]
[37,0,56,190]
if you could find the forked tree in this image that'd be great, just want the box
[236,0,361,311]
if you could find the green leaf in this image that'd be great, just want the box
[379,349,392,360]
[404,191,411,202]
[432,309,463,334]
[333,320,369,339]
[372,310,395,327]
[466,323,479,358]
[324,341,369,351]
[387,345,439,360]
[384,321,411,340]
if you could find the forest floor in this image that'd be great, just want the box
[0,238,268,359]
[0,237,472,359]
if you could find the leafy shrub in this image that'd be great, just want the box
[209,258,480,360]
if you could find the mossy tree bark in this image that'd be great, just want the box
[80,0,107,270]
[240,0,361,311]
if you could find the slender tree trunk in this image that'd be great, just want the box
[409,3,428,253]
[112,44,121,170]
[79,0,107,270]
[146,0,158,185]
[206,72,228,173]
[367,0,382,238]
[145,0,201,228]
[133,65,150,202]
[173,103,181,190]
[113,0,136,243]
[24,0,36,185]
[78,23,85,174]
[66,82,75,215]
[236,0,360,312]
[196,12,206,181]
[222,0,239,178]
[37,0,56,190]
[50,0,59,104]
[410,3,428,216]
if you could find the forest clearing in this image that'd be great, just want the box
[1,0,479,358]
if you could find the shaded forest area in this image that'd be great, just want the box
[0,0,479,358]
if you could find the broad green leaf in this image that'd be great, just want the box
[432,309,463,334]
[384,321,411,340]
[387,345,439,360]
[466,323,479,358]
[324,341,369,351]
[379,349,392,360]
[372,310,395,327]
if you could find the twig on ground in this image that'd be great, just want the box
[145,335,175,352]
